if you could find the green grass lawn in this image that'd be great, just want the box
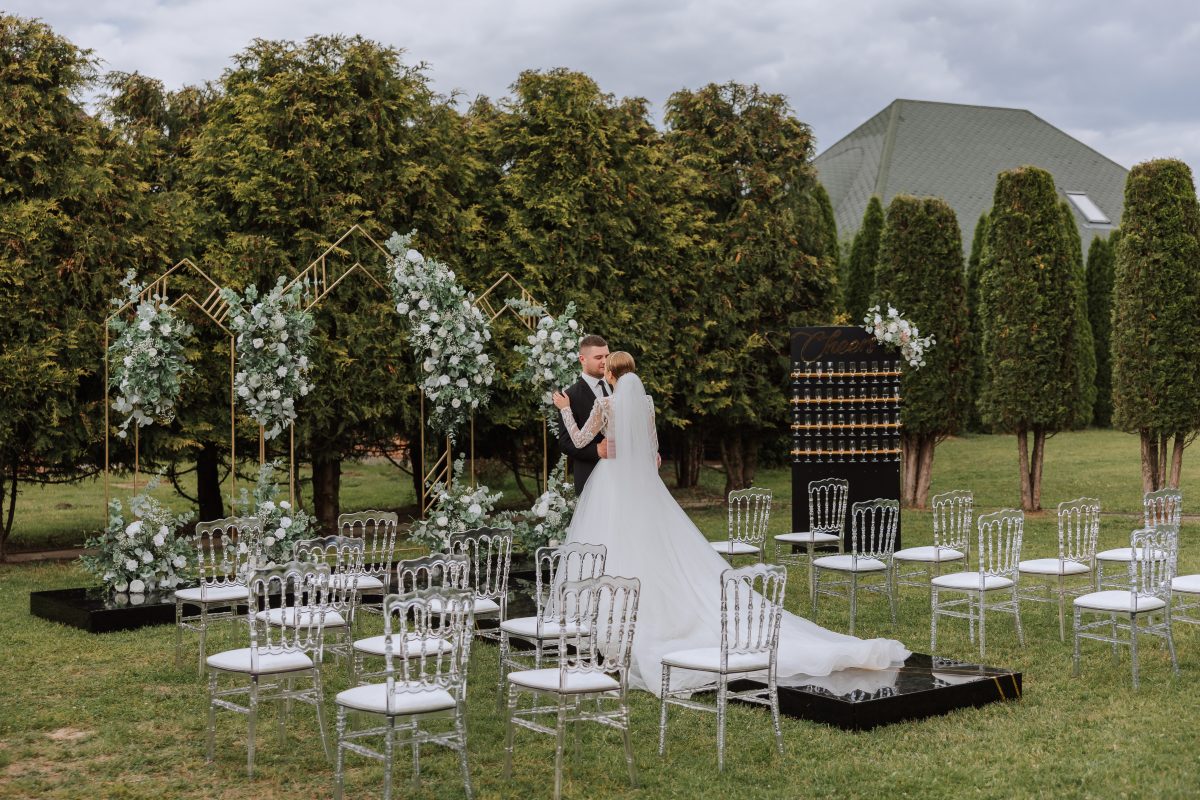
[3,429,1199,798]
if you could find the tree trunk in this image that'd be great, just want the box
[311,455,341,533]
[0,463,8,563]
[674,429,704,489]
[1029,427,1046,512]
[913,436,938,509]
[720,433,746,496]
[1158,432,1169,489]
[900,432,919,507]
[1016,427,1032,512]
[0,459,16,563]
[196,441,224,522]
[1140,430,1159,493]
[1169,433,1186,489]
[743,436,760,487]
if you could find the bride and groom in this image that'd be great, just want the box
[554,335,908,694]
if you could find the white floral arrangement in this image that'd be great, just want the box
[863,304,935,369]
[108,270,194,438]
[387,231,495,439]
[408,456,507,549]
[222,277,316,440]
[234,461,316,565]
[505,458,577,553]
[81,480,194,593]
[508,299,583,419]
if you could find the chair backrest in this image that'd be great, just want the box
[1128,527,1173,603]
[247,560,330,669]
[931,490,973,554]
[382,588,474,710]
[1144,488,1182,530]
[338,510,399,578]
[1057,497,1101,565]
[293,534,367,574]
[728,487,772,546]
[807,478,849,536]
[534,542,606,621]
[557,575,641,685]
[446,527,512,609]
[194,516,262,589]
[395,553,470,595]
[976,509,1023,578]
[721,564,787,662]
[850,499,899,560]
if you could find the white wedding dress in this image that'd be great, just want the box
[560,373,910,694]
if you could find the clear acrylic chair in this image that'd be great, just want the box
[337,510,399,618]
[504,575,641,800]
[498,543,606,703]
[931,509,1025,659]
[1073,527,1178,689]
[1018,498,1101,640]
[711,487,772,562]
[812,499,899,635]
[893,490,972,590]
[175,516,262,674]
[334,588,475,800]
[659,564,786,772]
[206,560,333,777]
[446,527,513,640]
[1097,488,1182,589]
[773,478,847,603]
[269,536,364,675]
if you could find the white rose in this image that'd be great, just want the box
[160,323,172,335]
[468,503,482,516]
[270,389,281,400]
[129,579,146,593]
[451,398,462,408]
[252,338,264,349]
[537,329,548,340]
[279,500,291,510]
[277,366,288,377]
[406,248,424,264]
[138,320,152,332]
[456,378,468,388]
[436,515,449,527]
[114,580,129,593]
[126,520,143,537]
[396,302,409,314]
[123,356,133,367]
[141,551,153,564]
[262,500,276,513]
[238,386,250,397]
[264,535,276,547]
[568,320,578,330]
[419,323,431,335]
[280,516,292,529]
[418,299,431,311]
[298,355,308,368]
[153,533,165,548]
[125,558,139,571]
[439,375,451,386]
[172,556,187,569]
[550,331,562,343]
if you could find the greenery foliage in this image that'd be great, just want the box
[845,195,884,319]
[233,461,317,565]
[81,481,194,592]
[965,212,989,432]
[1085,235,1116,427]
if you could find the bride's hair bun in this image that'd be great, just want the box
[607,351,636,380]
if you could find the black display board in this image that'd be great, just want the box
[791,326,902,548]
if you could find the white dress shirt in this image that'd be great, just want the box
[582,373,610,399]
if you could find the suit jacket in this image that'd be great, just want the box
[557,377,605,494]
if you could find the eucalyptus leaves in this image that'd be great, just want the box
[509,299,582,419]
[407,456,505,549]
[81,481,194,593]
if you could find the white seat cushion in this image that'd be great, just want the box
[661,646,771,673]
[774,531,841,544]
[508,667,619,694]
[813,554,887,572]
[256,607,347,628]
[331,573,385,591]
[893,546,966,563]
[174,585,248,603]
[1018,558,1090,576]
[710,540,761,555]
[930,572,1014,591]
[206,647,314,675]
[1172,574,1200,594]
[428,595,501,615]
[1074,590,1166,613]
[353,634,455,658]
[1097,547,1169,562]
[336,682,456,715]
[499,617,589,639]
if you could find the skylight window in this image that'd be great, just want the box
[1065,192,1111,225]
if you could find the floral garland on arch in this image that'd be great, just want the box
[508,299,583,420]
[108,270,194,438]
[407,456,507,549]
[387,232,495,439]
[81,480,194,593]
[504,458,577,553]
[234,460,316,565]
[863,305,935,369]
[222,277,315,440]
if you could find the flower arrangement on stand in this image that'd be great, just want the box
[387,231,495,439]
[504,458,577,553]
[81,480,195,594]
[508,299,583,419]
[234,461,316,565]
[222,277,315,440]
[107,270,194,438]
[407,457,506,550]
[863,304,935,369]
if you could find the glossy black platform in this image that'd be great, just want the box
[30,587,182,633]
[732,652,1021,731]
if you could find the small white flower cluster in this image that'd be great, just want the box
[81,480,194,593]
[504,458,577,553]
[508,300,583,419]
[863,304,935,369]
[234,460,315,565]
[387,231,495,439]
[108,270,194,438]
[223,277,315,440]
[408,457,507,550]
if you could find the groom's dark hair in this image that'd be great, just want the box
[579,334,608,350]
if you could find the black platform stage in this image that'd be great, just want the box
[30,586,180,633]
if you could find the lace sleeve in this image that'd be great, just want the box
[559,399,606,449]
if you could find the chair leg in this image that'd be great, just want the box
[811,567,819,618]
[1111,614,1119,663]
[313,669,331,762]
[978,594,987,660]
[1057,576,1066,642]
[175,600,184,668]
[456,703,473,799]
[246,676,259,778]
[198,603,209,676]
[497,633,509,711]
[658,665,670,755]
[621,688,638,787]
[716,676,728,772]
[554,695,568,800]
[930,586,939,653]
[887,569,897,626]
[769,670,783,756]
[1072,607,1082,676]
[383,716,395,800]
[1167,610,1180,677]
[206,671,218,763]
[411,720,421,789]
[807,542,816,606]
[1013,586,1024,647]
[334,705,347,800]
[849,573,858,636]
[503,685,516,780]
[1130,613,1140,690]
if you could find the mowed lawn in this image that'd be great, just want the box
[3,428,1200,798]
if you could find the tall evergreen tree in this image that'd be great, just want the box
[845,196,883,319]
[874,196,971,508]
[1086,236,1116,427]
[1112,159,1200,491]
[964,212,989,432]
[979,166,1094,511]
[812,182,841,308]
[1059,201,1098,430]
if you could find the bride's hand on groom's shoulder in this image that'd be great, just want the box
[551,390,570,410]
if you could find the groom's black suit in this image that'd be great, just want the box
[557,376,606,495]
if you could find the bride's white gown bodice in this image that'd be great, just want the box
[560,376,909,694]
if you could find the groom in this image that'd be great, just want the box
[557,334,611,494]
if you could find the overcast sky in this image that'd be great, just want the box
[15,0,1200,170]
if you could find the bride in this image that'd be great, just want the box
[552,350,909,694]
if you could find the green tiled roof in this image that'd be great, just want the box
[814,99,1128,254]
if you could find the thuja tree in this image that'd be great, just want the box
[1086,235,1116,427]
[813,182,841,308]
[978,166,1094,511]
[844,196,883,319]
[1059,201,1098,432]
[1112,159,1200,491]
[964,212,989,432]
[874,196,971,508]
[665,82,838,495]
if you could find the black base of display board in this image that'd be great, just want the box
[30,587,180,633]
[791,461,903,550]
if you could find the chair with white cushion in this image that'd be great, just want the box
[773,478,848,603]
[931,509,1024,659]
[1019,497,1101,640]
[893,489,971,590]
[175,516,262,675]
[206,560,332,777]
[504,574,641,800]
[334,588,475,800]
[337,510,399,619]
[274,536,363,675]
[446,527,512,639]
[711,487,772,562]
[812,499,899,635]
[1097,488,1181,589]
[1073,527,1178,689]
[659,564,786,772]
